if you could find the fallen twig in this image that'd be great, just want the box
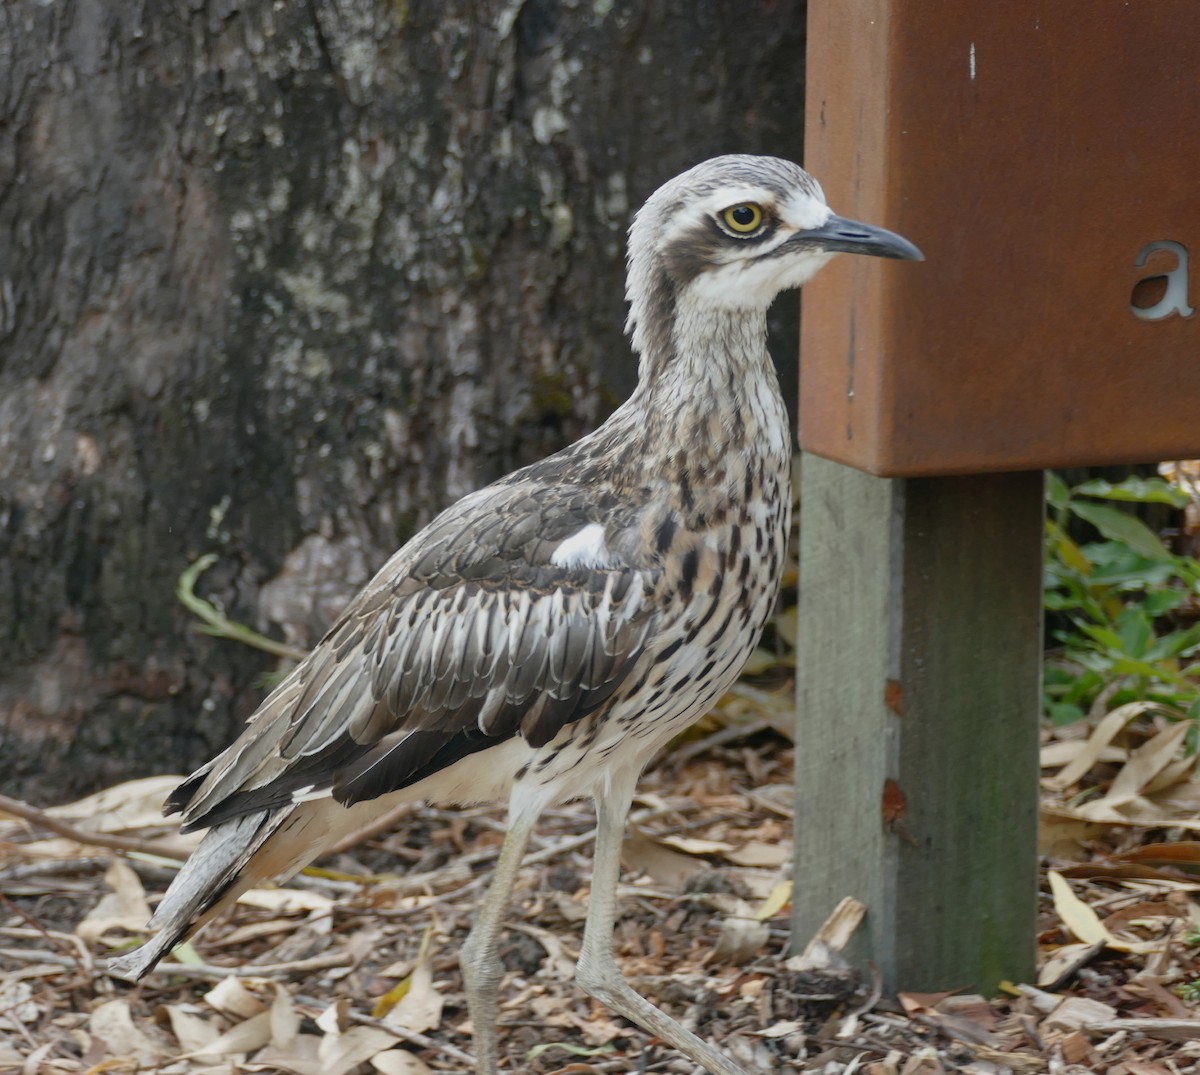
[670,716,772,767]
[0,856,117,883]
[1086,1017,1200,1042]
[0,793,192,860]
[104,949,355,981]
[345,1008,479,1068]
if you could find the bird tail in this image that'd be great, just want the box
[107,791,410,981]
[107,806,294,981]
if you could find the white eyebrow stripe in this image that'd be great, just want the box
[550,523,618,569]
[660,187,780,244]
[699,186,778,212]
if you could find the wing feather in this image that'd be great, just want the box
[171,480,663,830]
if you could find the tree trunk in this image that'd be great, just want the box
[0,0,806,801]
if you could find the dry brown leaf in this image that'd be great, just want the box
[1100,898,1179,933]
[237,888,335,914]
[1058,861,1194,882]
[1048,870,1114,947]
[622,830,708,889]
[317,1026,402,1075]
[939,995,997,1029]
[43,775,186,831]
[0,783,198,862]
[709,906,770,965]
[248,1032,325,1075]
[15,1040,53,1073]
[1116,840,1200,867]
[1038,807,1108,857]
[188,1010,274,1057]
[899,1048,945,1075]
[1045,702,1159,790]
[1149,777,1200,812]
[788,896,866,972]
[270,983,300,1048]
[1091,794,1200,829]
[1037,940,1104,988]
[1142,751,1197,795]
[163,1004,221,1053]
[1057,1029,1092,1064]
[1042,995,1118,1031]
[724,839,788,868]
[1104,721,1191,806]
[371,1050,434,1075]
[1128,975,1197,1019]
[74,860,152,944]
[897,992,957,1017]
[866,1054,903,1075]
[205,976,268,1019]
[1047,871,1162,955]
[0,981,36,1031]
[1039,802,1138,829]
[756,1019,803,1038]
[653,834,736,856]
[384,942,444,1034]
[88,999,166,1063]
[209,917,306,949]
[317,998,353,1035]
[753,880,792,921]
[1039,739,1125,769]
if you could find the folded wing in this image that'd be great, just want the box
[167,480,662,832]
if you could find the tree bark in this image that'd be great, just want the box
[0,0,806,801]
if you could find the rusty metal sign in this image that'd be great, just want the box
[801,0,1200,476]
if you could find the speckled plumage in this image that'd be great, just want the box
[111,155,921,1075]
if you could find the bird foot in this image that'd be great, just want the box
[575,956,750,1075]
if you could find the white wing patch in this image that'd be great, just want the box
[550,523,618,569]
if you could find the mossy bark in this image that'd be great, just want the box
[0,0,806,800]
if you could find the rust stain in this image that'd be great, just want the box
[882,778,918,846]
[882,778,907,823]
[884,678,903,715]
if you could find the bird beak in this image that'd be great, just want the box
[797,214,924,261]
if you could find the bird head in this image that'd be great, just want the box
[624,155,922,353]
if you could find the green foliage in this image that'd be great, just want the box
[1177,977,1200,1003]
[1044,473,1200,724]
[526,1043,616,1061]
[178,554,306,663]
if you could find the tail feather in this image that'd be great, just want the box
[107,809,287,981]
[106,793,406,981]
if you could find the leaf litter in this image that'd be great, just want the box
[2,695,1200,1072]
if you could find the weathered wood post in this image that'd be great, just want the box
[793,0,1200,992]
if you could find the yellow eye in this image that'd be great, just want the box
[721,203,765,234]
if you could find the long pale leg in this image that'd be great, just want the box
[459,812,536,1075]
[575,770,749,1075]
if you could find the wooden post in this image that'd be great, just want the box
[791,455,1043,992]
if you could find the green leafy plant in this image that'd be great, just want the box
[178,554,306,661]
[1044,473,1200,724]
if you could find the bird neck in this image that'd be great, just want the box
[628,288,790,465]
